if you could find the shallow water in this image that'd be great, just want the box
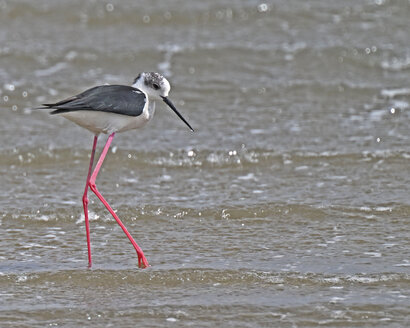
[0,0,409,327]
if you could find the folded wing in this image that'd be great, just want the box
[42,85,147,117]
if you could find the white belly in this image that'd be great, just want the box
[59,102,155,135]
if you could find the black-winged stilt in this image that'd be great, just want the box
[40,72,193,268]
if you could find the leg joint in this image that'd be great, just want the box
[82,194,89,205]
[89,181,97,192]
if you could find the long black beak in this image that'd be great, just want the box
[161,96,194,132]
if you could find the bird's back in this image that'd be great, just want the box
[43,85,147,117]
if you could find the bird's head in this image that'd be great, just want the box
[132,72,193,132]
[132,72,170,99]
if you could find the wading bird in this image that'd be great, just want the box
[40,72,193,268]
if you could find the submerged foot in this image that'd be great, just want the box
[138,253,150,268]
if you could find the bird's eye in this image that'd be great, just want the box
[152,83,160,90]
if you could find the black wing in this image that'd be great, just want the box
[41,85,146,117]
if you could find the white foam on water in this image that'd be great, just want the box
[380,87,410,98]
[34,62,68,77]
[364,252,382,258]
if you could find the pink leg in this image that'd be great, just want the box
[82,135,98,267]
[88,132,149,268]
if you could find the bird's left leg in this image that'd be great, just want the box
[88,132,149,268]
[82,135,98,267]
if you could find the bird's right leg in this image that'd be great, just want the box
[82,135,98,267]
[88,133,149,268]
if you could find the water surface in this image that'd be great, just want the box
[0,0,409,327]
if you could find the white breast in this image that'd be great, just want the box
[59,101,156,135]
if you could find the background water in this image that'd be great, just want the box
[1,0,409,327]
